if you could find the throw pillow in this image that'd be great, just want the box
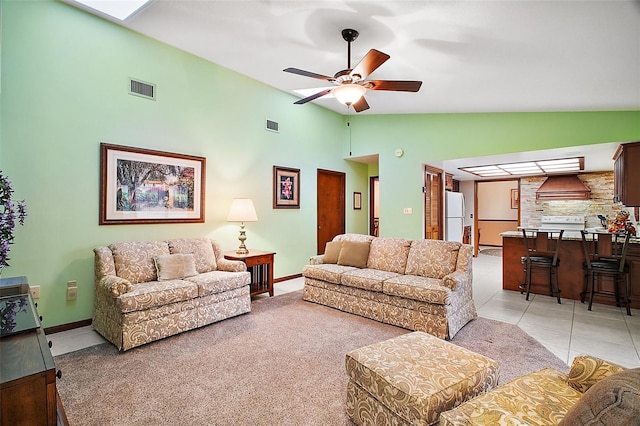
[559,368,640,426]
[337,241,371,268]
[167,238,217,273]
[567,355,626,393]
[154,253,198,281]
[323,241,343,264]
[109,241,170,284]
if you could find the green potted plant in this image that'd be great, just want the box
[0,170,27,272]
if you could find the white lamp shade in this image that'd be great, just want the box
[332,84,366,106]
[227,198,258,222]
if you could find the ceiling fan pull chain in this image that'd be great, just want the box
[348,114,352,156]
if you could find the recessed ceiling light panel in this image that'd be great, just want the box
[460,156,584,178]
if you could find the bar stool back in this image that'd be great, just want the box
[580,230,631,316]
[520,228,564,303]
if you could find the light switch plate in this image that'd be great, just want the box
[67,280,77,301]
[67,286,77,301]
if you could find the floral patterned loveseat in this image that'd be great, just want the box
[302,233,476,339]
[93,238,251,351]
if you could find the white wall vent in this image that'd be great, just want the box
[129,78,156,100]
[265,118,279,133]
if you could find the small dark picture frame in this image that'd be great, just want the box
[354,192,362,210]
[510,189,519,209]
[273,166,300,209]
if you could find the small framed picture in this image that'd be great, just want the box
[353,192,362,210]
[510,189,519,209]
[273,166,300,209]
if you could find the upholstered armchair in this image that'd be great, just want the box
[440,354,640,425]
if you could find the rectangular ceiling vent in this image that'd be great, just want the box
[265,118,279,133]
[129,78,156,100]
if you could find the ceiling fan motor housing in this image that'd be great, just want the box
[341,29,359,42]
[334,69,361,84]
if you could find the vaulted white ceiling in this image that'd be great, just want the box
[67,0,640,116]
[64,1,639,179]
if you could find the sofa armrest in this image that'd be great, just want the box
[566,354,626,393]
[94,246,117,281]
[216,258,247,272]
[309,255,324,265]
[97,275,133,297]
[442,269,471,290]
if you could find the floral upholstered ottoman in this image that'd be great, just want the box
[345,332,499,426]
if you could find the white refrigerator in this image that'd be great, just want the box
[445,191,465,243]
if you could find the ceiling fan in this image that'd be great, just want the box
[284,29,423,113]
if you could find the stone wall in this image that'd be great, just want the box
[519,172,634,229]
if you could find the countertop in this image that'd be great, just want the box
[500,230,640,244]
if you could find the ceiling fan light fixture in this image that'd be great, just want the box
[332,84,366,106]
[284,29,420,112]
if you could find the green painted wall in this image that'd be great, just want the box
[1,0,639,328]
[0,0,367,327]
[348,112,640,237]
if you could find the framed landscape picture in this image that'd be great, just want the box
[99,143,206,225]
[273,166,300,209]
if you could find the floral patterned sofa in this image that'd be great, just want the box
[302,233,476,339]
[93,237,251,351]
[440,354,640,425]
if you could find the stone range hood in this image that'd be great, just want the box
[535,174,591,200]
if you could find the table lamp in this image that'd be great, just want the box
[227,198,258,255]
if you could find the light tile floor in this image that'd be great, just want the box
[474,247,640,368]
[49,250,640,368]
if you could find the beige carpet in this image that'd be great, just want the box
[55,290,568,426]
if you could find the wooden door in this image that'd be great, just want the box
[424,166,443,240]
[317,169,345,254]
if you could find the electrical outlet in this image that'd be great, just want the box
[67,280,77,301]
[30,285,40,299]
[403,208,413,215]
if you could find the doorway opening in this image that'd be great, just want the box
[474,179,520,256]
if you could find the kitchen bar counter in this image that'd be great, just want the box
[500,230,640,243]
[501,232,640,309]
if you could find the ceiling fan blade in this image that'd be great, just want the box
[366,80,423,92]
[352,96,370,113]
[350,49,390,80]
[283,67,333,81]
[293,88,333,105]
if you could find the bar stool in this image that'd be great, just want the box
[580,230,631,316]
[519,228,564,303]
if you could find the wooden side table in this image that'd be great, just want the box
[224,250,276,297]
